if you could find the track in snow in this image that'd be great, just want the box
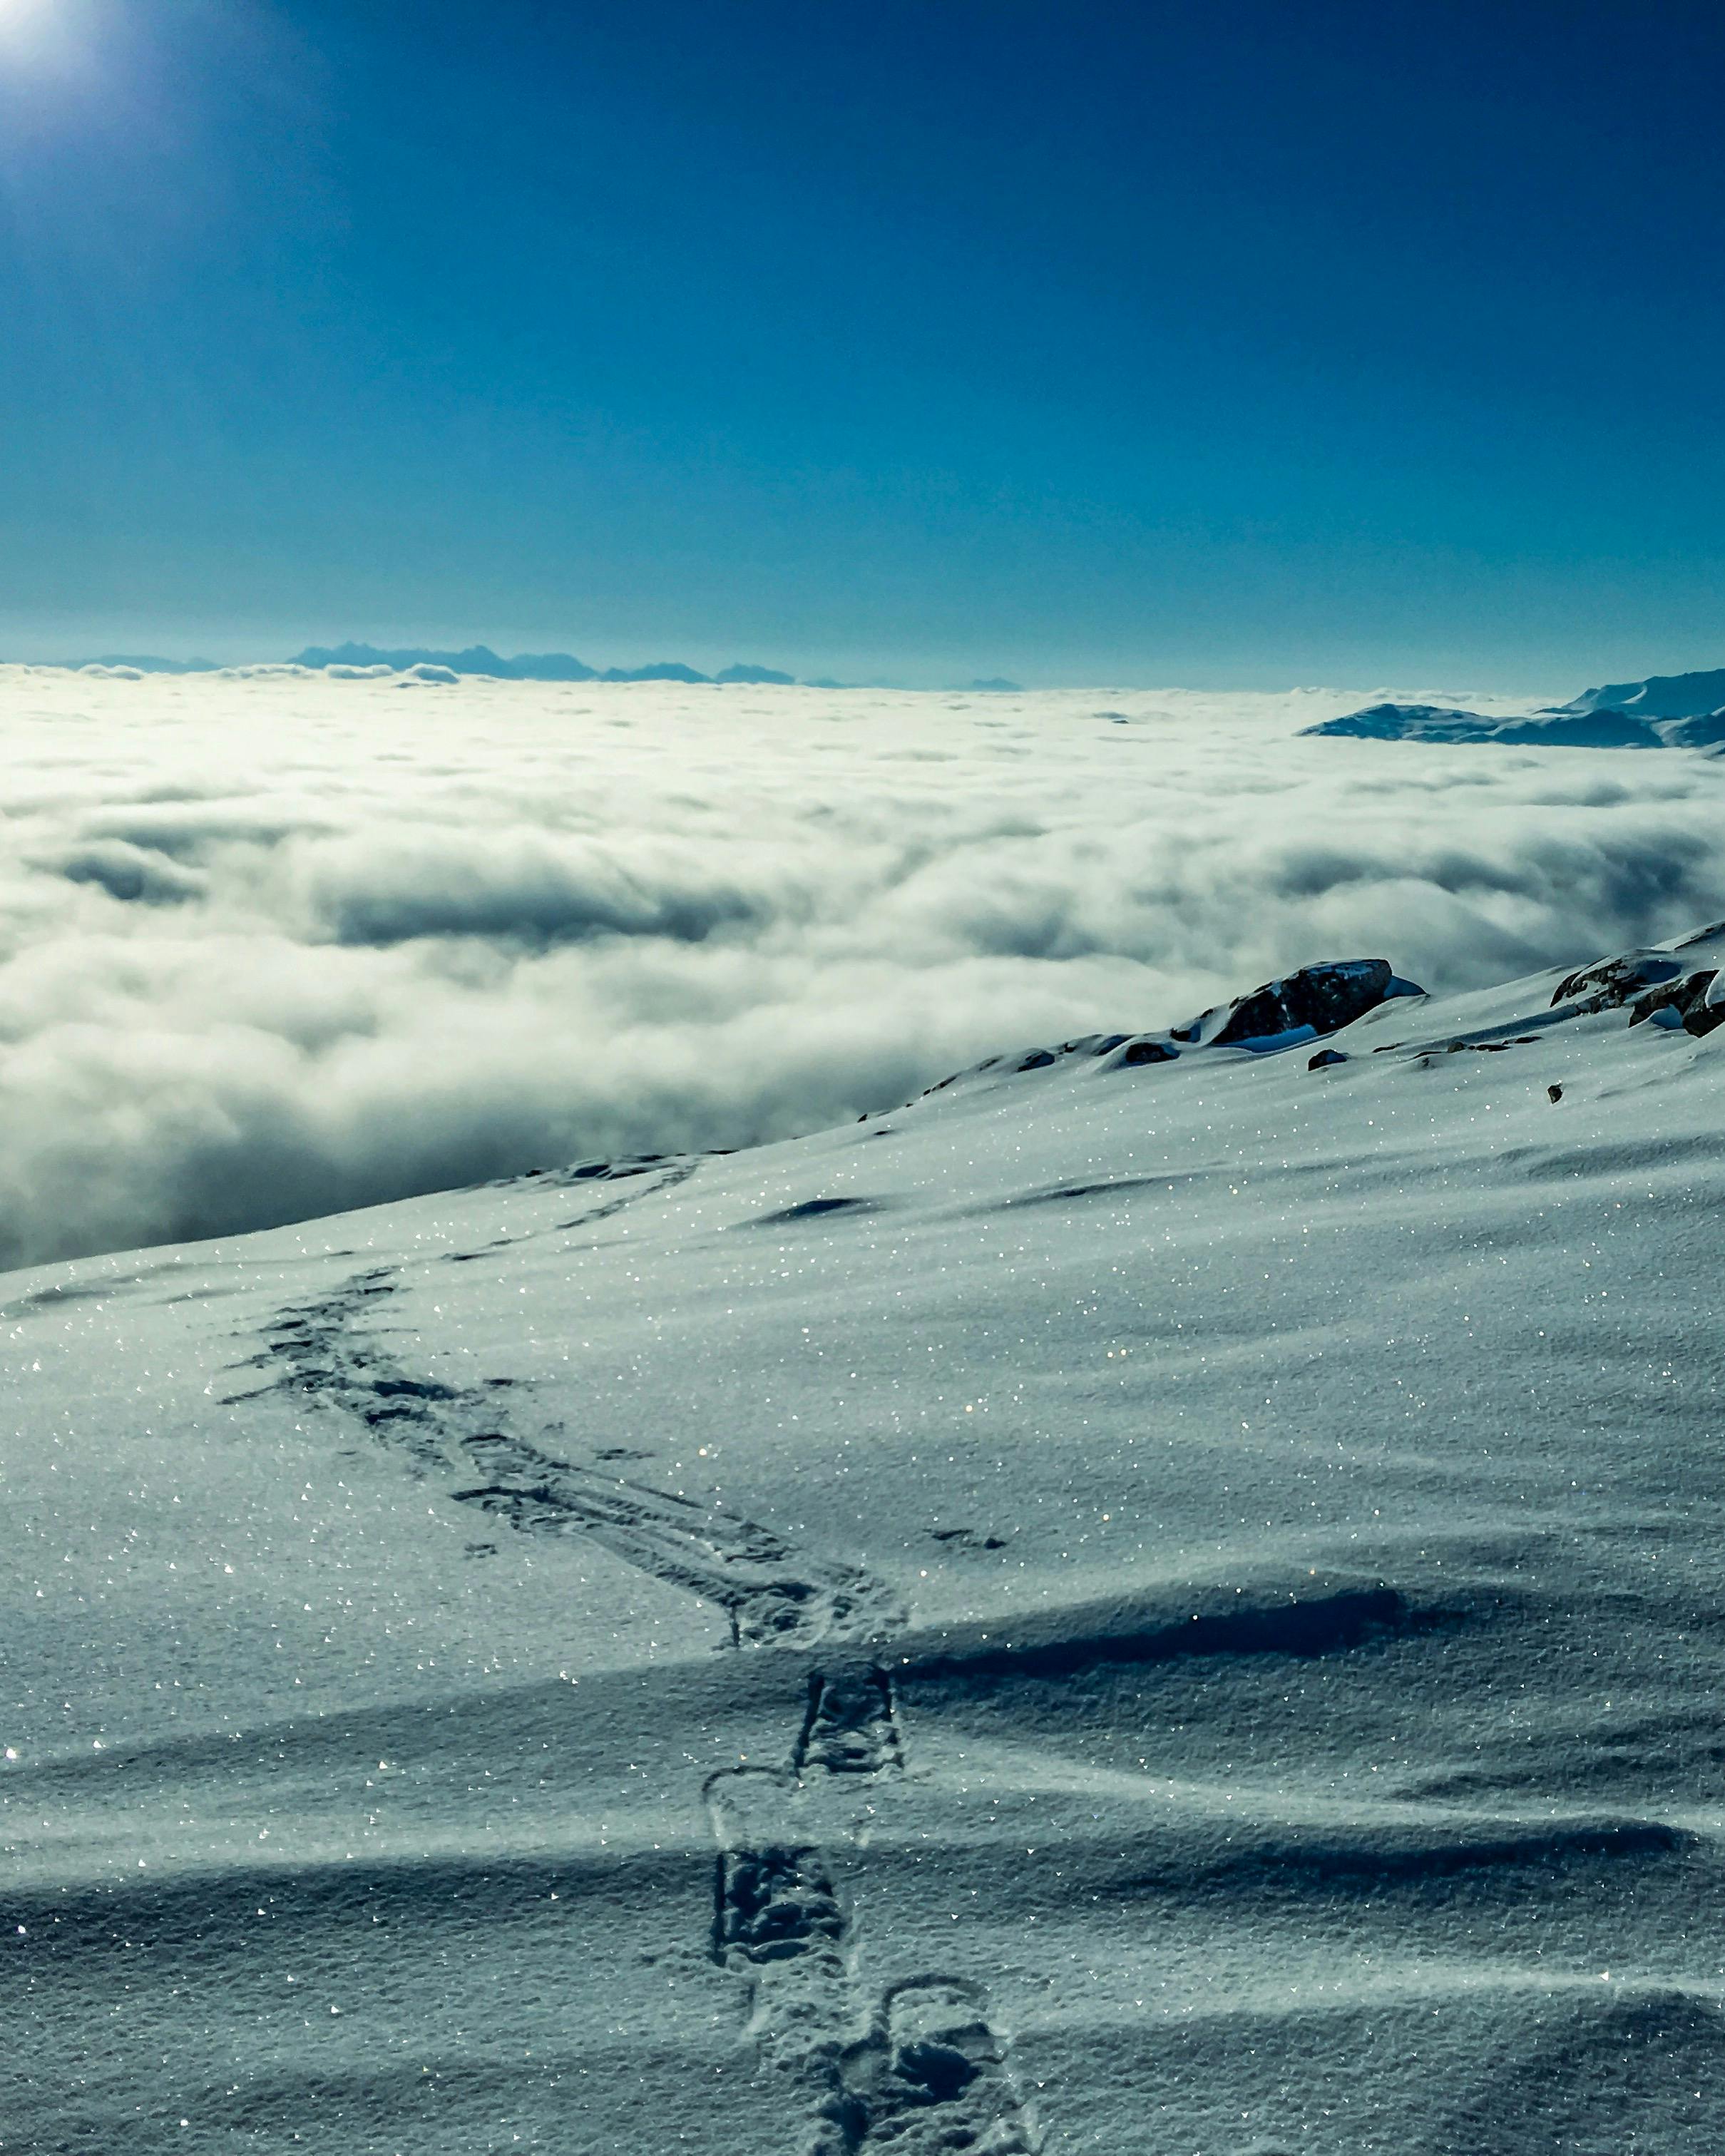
[244,1160,906,1652]
[706,1663,1038,2152]
[452,1430,905,1647]
[829,1978,1039,2155]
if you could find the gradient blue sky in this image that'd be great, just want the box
[1,0,1721,687]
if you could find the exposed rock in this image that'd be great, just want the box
[1627,970,1724,1038]
[1551,954,1684,1012]
[908,959,1425,1109]
[1214,959,1403,1046]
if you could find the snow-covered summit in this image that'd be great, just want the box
[1303,698,1725,749]
[1545,665,1725,720]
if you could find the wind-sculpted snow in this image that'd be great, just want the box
[6,669,1725,1267]
[6,920,1725,2150]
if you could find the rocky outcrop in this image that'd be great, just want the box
[1628,970,1724,1038]
[921,959,1427,1103]
[1547,939,1725,1036]
[1550,953,1687,1013]
[1212,959,1401,1046]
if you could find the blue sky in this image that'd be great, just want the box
[1,0,1721,687]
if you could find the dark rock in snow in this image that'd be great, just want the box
[1551,954,1684,1012]
[924,957,1425,1103]
[1627,970,1724,1037]
[1214,959,1404,1046]
[1547,944,1724,1037]
[1309,1048,1349,1070]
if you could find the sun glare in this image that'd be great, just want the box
[0,0,83,63]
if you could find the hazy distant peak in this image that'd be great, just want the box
[597,661,711,683]
[292,642,600,680]
[22,653,223,675]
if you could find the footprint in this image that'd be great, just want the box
[797,1664,904,1779]
[706,1769,852,2062]
[836,1978,1039,2152]
[453,1432,906,1650]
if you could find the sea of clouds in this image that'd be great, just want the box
[4,665,1724,1271]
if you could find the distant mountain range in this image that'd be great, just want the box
[6,645,1041,692]
[16,645,802,685]
[292,644,798,685]
[1304,667,1725,751]
[34,654,227,674]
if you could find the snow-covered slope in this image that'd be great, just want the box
[1546,666,1725,720]
[5,925,1725,2154]
[1304,699,1725,749]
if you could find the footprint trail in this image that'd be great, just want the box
[245,1160,905,1652]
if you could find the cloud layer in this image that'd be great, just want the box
[4,668,1724,1270]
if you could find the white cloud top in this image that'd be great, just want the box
[3,667,1722,1268]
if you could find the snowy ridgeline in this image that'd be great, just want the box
[1305,665,1725,749]
[4,923,1725,2153]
